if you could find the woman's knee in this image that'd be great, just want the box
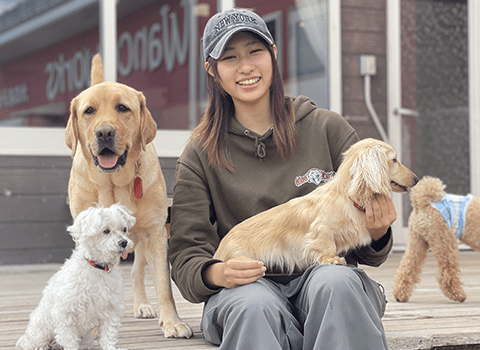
[217,281,287,317]
[309,264,361,292]
[202,281,299,348]
[302,264,386,318]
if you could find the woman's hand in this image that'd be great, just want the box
[365,194,397,241]
[202,255,266,289]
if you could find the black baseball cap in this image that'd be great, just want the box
[202,8,275,61]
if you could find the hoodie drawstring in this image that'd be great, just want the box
[244,129,267,160]
[254,138,266,160]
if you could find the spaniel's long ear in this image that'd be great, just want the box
[65,97,79,157]
[90,53,104,86]
[347,145,391,200]
[137,92,157,151]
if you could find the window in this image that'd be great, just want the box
[287,0,329,109]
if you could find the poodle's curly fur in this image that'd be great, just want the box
[393,176,480,303]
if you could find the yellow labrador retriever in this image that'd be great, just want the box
[65,54,192,338]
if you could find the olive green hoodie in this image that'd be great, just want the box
[169,96,392,303]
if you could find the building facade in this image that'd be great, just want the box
[0,0,478,263]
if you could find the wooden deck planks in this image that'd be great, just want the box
[1,251,479,349]
[364,251,480,349]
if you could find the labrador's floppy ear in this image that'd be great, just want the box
[65,97,79,157]
[347,145,391,203]
[137,92,157,151]
[90,53,104,86]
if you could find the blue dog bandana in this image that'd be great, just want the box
[430,194,473,239]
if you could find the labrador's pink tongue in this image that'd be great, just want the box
[122,251,128,260]
[98,154,118,168]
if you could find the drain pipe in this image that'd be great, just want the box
[360,55,389,143]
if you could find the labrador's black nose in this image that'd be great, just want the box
[95,125,116,142]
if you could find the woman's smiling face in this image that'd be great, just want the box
[207,31,276,108]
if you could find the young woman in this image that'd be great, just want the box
[169,8,394,350]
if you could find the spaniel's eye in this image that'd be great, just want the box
[393,158,398,163]
[123,227,127,233]
[103,228,110,234]
[117,104,130,112]
[85,107,95,114]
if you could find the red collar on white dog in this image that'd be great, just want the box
[85,258,112,272]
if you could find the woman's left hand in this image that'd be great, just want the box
[365,194,397,241]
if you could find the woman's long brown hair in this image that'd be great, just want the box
[191,36,296,173]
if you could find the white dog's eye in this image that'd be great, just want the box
[392,158,398,163]
[123,227,127,233]
[103,229,110,234]
[117,104,130,112]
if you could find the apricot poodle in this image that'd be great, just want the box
[393,176,480,302]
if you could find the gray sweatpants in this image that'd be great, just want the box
[201,264,388,350]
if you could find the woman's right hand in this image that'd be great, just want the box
[202,255,266,289]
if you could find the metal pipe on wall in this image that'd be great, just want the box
[361,54,389,143]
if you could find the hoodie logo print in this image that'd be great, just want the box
[295,168,335,187]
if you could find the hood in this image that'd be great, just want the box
[292,95,318,123]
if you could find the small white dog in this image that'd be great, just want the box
[16,203,135,350]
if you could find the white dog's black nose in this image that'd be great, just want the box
[95,125,116,142]
[119,240,128,249]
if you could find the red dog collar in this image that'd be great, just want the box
[85,258,112,272]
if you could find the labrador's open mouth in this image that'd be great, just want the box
[93,148,128,172]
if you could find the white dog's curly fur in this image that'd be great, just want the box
[16,203,135,350]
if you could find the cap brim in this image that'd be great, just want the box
[208,27,274,60]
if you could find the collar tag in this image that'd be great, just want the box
[134,161,143,199]
[134,176,143,199]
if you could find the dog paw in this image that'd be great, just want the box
[321,256,346,265]
[393,291,410,303]
[448,290,466,303]
[134,304,157,318]
[161,321,193,339]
